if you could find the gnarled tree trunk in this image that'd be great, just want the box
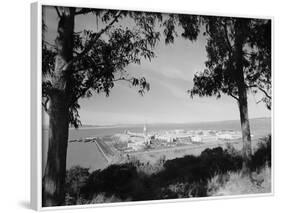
[43,7,75,207]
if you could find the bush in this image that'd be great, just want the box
[81,163,138,200]
[80,163,160,202]
[128,155,165,175]
[251,135,271,171]
[155,147,243,186]
[64,138,271,204]
[207,165,271,196]
[160,181,208,198]
[65,166,90,205]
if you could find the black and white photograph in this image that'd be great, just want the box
[40,4,272,208]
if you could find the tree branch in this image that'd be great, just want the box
[74,8,96,16]
[55,6,62,18]
[43,40,57,50]
[42,96,50,114]
[228,92,239,101]
[248,84,271,99]
[113,77,134,83]
[257,86,271,99]
[75,10,122,60]
[223,21,233,53]
[76,76,134,101]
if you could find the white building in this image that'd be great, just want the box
[191,136,202,142]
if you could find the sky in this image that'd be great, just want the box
[42,6,271,126]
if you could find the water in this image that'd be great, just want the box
[43,117,271,141]
[42,117,271,173]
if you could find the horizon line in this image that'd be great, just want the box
[42,116,271,129]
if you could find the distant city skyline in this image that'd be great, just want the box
[42,7,271,126]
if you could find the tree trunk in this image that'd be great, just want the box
[237,83,252,174]
[43,94,69,206]
[234,19,252,174]
[43,7,75,207]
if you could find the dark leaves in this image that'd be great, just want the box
[42,44,56,76]
[163,14,177,44]
[178,14,200,41]
[68,102,81,128]
[42,9,161,127]
[188,17,271,107]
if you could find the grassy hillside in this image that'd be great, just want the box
[65,135,271,205]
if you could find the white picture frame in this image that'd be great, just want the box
[31,1,274,211]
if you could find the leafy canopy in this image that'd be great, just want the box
[187,17,271,109]
[42,8,162,127]
[163,14,271,109]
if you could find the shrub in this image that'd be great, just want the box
[80,163,160,201]
[161,181,208,198]
[251,135,271,171]
[64,138,271,204]
[128,155,165,175]
[65,166,90,205]
[207,165,271,196]
[155,147,243,187]
[81,163,138,200]
[225,142,241,156]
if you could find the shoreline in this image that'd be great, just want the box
[42,117,271,131]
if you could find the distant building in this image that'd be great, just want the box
[155,134,175,143]
[191,136,202,142]
[144,123,151,145]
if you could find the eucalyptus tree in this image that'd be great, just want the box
[42,6,161,206]
[164,15,271,173]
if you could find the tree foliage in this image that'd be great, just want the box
[185,17,271,109]
[42,8,162,127]
[163,14,200,44]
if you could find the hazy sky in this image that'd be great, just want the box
[42,6,271,125]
